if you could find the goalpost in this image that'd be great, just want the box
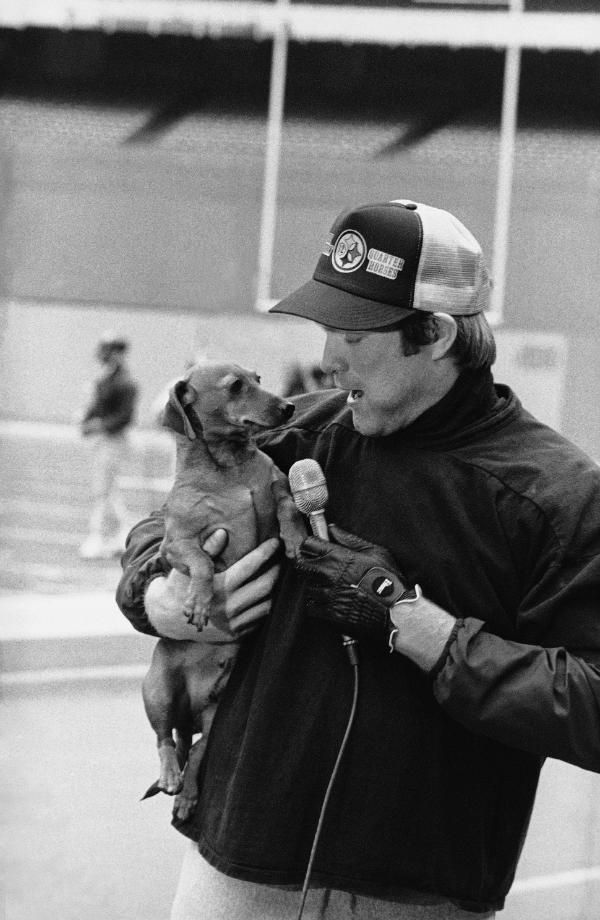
[2,1,600,323]
[252,0,600,324]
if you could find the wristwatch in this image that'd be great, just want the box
[387,584,422,653]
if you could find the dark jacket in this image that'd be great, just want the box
[116,370,600,912]
[82,364,138,435]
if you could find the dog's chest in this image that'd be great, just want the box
[169,449,278,552]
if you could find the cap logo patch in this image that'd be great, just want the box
[322,232,334,257]
[332,230,367,273]
[366,248,405,280]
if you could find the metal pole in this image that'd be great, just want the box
[255,0,289,312]
[489,0,523,326]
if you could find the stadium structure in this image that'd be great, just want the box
[0,1,599,456]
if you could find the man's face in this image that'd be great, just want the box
[320,327,438,437]
[97,344,122,366]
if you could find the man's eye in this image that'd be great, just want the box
[344,334,364,344]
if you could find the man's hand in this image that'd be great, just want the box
[295,524,419,646]
[145,531,281,642]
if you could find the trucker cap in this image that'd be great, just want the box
[270,199,491,330]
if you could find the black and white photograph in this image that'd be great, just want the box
[1,2,600,918]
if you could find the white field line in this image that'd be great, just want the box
[512,865,600,894]
[2,498,87,520]
[0,419,171,448]
[2,485,169,523]
[0,565,118,587]
[0,420,81,441]
[0,663,147,686]
[1,525,83,546]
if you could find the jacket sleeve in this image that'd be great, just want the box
[432,551,600,773]
[115,508,170,636]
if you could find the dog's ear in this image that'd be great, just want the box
[162,379,198,440]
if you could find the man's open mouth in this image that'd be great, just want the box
[347,389,364,403]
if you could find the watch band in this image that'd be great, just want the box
[387,584,422,653]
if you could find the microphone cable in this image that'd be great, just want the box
[295,643,359,920]
[287,460,360,917]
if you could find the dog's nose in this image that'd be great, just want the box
[282,402,295,420]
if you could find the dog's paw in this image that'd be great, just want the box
[279,520,307,560]
[157,746,184,795]
[275,492,308,559]
[173,791,198,822]
[184,593,212,630]
[159,767,183,796]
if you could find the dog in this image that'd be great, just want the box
[141,361,304,820]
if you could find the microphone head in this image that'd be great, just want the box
[288,459,329,515]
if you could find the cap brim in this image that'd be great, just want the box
[269,279,416,331]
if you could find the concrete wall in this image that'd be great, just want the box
[2,298,585,459]
[2,94,599,456]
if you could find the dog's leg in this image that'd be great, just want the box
[156,738,183,795]
[184,548,215,629]
[173,704,218,822]
[176,731,192,772]
[162,536,216,629]
[142,643,185,796]
[271,469,306,559]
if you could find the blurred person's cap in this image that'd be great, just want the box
[98,331,129,352]
[270,200,491,330]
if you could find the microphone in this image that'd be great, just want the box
[288,459,358,665]
[288,459,329,540]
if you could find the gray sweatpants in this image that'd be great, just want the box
[170,842,496,920]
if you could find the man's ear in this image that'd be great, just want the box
[430,313,458,360]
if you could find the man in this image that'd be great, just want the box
[79,332,138,559]
[116,200,600,919]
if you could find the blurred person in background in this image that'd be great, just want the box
[79,332,139,559]
[117,200,600,919]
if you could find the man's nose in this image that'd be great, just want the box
[321,332,346,374]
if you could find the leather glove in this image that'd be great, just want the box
[295,524,421,647]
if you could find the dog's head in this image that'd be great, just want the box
[162,362,295,442]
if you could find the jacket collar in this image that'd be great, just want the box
[399,369,503,442]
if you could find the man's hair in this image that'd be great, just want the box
[398,311,496,371]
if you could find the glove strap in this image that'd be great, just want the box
[351,566,409,607]
[387,584,422,653]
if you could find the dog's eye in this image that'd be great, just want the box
[229,378,244,396]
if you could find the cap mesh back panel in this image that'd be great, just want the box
[398,202,490,315]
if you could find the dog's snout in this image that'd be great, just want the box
[282,402,295,420]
